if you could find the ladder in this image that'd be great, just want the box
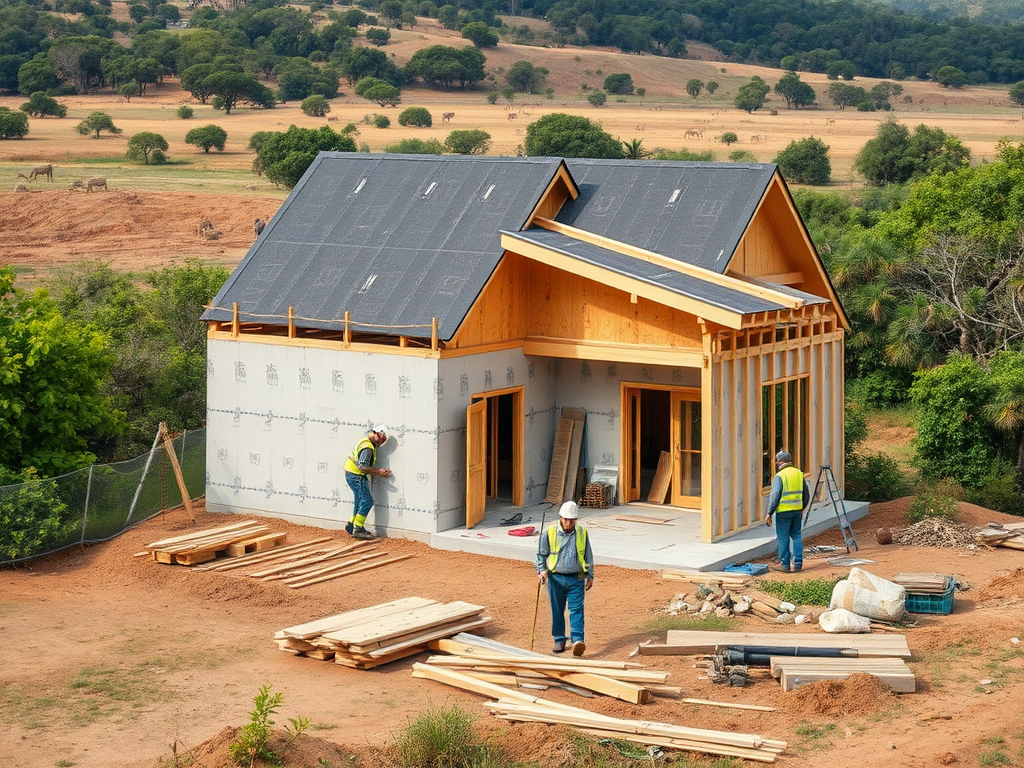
[805,465,858,553]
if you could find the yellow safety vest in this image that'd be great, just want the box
[777,465,805,512]
[545,524,590,575]
[345,437,376,475]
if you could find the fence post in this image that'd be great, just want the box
[126,426,163,526]
[80,465,94,544]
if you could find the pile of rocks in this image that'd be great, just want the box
[891,517,979,548]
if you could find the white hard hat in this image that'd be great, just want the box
[558,501,579,520]
[372,424,388,436]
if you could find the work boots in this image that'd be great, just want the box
[352,526,375,541]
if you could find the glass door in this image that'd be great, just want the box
[671,391,701,508]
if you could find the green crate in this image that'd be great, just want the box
[905,577,955,615]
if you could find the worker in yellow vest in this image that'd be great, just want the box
[766,450,810,572]
[536,501,594,656]
[344,425,392,540]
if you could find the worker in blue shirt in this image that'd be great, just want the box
[766,450,810,572]
[536,501,594,656]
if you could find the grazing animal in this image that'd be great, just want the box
[507,112,517,120]
[442,112,455,123]
[68,179,84,191]
[254,218,266,238]
[14,183,28,192]
[86,176,107,192]
[683,129,703,141]
[18,164,53,182]
[327,115,339,122]
[198,219,213,235]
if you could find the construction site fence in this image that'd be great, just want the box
[0,427,206,565]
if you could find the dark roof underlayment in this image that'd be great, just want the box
[502,228,826,316]
[205,154,828,341]
[203,154,569,343]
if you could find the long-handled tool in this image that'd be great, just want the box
[529,503,555,651]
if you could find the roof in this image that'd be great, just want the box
[202,154,569,342]
[557,160,779,274]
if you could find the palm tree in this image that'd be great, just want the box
[621,138,651,160]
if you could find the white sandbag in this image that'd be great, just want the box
[829,567,906,622]
[818,607,872,633]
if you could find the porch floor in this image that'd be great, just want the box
[429,498,869,572]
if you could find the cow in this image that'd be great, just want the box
[18,164,53,182]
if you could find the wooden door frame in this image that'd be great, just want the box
[468,386,525,517]
[620,383,702,507]
[670,389,701,508]
[465,399,487,529]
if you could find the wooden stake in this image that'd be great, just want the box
[159,423,194,523]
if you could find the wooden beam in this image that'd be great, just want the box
[158,422,194,523]
[522,337,703,367]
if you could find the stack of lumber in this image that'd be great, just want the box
[892,572,951,593]
[191,537,410,589]
[770,656,916,692]
[640,630,912,658]
[660,568,752,589]
[412,663,786,762]
[142,520,288,565]
[425,634,676,704]
[276,597,491,669]
[977,521,1024,550]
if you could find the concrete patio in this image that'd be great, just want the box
[429,498,869,573]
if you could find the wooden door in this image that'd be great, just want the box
[671,391,702,508]
[624,388,641,501]
[466,399,487,528]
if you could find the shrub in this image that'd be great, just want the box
[719,131,738,145]
[300,95,330,116]
[759,576,842,606]
[398,106,432,127]
[395,703,484,768]
[0,475,75,560]
[0,107,29,138]
[184,124,227,153]
[176,105,194,119]
[229,686,310,767]
[384,137,444,154]
[845,451,908,503]
[906,479,962,523]
[586,89,607,107]
[444,129,490,154]
[373,114,390,128]
[969,459,1024,515]
[19,92,67,118]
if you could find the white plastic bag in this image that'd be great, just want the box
[818,607,872,633]
[829,567,906,622]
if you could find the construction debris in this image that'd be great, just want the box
[977,521,1024,550]
[770,656,915,693]
[275,597,491,669]
[891,517,980,548]
[411,662,786,762]
[142,520,289,565]
[641,630,911,657]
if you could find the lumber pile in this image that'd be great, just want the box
[892,572,950,593]
[660,568,752,589]
[425,634,675,704]
[275,597,491,669]
[191,536,411,589]
[411,663,786,762]
[977,521,1024,550]
[641,630,911,658]
[142,520,289,565]
[770,656,916,692]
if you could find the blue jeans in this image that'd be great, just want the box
[547,572,586,643]
[774,510,803,569]
[346,471,373,522]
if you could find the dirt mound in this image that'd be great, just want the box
[175,726,358,768]
[979,567,1024,601]
[788,673,898,716]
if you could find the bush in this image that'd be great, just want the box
[395,703,485,768]
[398,106,432,127]
[300,95,330,117]
[384,137,444,154]
[176,105,194,119]
[373,114,390,128]
[845,451,908,502]
[759,576,842,606]
[19,92,66,118]
[847,370,912,407]
[0,107,30,138]
[0,475,75,560]
[719,131,738,145]
[969,459,1024,515]
[906,479,963,523]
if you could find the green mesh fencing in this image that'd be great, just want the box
[0,428,206,564]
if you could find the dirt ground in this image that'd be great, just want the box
[2,498,1022,768]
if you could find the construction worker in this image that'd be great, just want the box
[344,425,392,540]
[766,449,810,572]
[536,501,594,656]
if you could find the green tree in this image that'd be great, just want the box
[935,65,967,88]
[398,106,432,126]
[203,71,273,114]
[405,45,485,89]
[75,111,121,138]
[177,105,194,119]
[460,21,498,48]
[355,77,401,107]
[184,124,227,152]
[586,89,607,107]
[705,81,719,94]
[719,131,738,145]
[384,137,444,154]
[127,131,168,164]
[180,63,218,104]
[984,351,1024,478]
[1009,81,1024,107]
[774,71,816,109]
[17,57,59,96]
[828,82,868,109]
[19,92,67,118]
[505,60,547,93]
[685,78,703,98]
[339,46,402,87]
[252,124,356,188]
[524,113,624,159]
[0,475,75,560]
[869,81,903,110]
[300,95,330,116]
[734,76,770,113]
[118,82,138,102]
[854,118,969,186]
[603,73,634,94]
[444,128,490,154]
[773,136,831,184]
[621,138,651,159]
[826,60,857,80]
[365,27,390,46]
[0,267,122,476]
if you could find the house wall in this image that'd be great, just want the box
[205,338,443,536]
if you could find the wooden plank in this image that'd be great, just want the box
[562,410,586,503]
[250,545,358,578]
[647,451,672,504]
[363,615,492,658]
[682,698,775,712]
[616,515,674,524]
[411,663,585,714]
[769,657,910,678]
[324,601,486,645]
[541,670,651,704]
[159,423,195,523]
[196,537,335,571]
[275,552,386,583]
[226,532,288,557]
[335,644,426,669]
[544,418,575,504]
[282,597,438,640]
[654,630,910,658]
[145,520,262,549]
[286,554,413,589]
[175,550,217,566]
[780,668,916,693]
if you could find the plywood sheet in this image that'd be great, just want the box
[562,411,586,503]
[544,418,575,504]
[647,451,672,504]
